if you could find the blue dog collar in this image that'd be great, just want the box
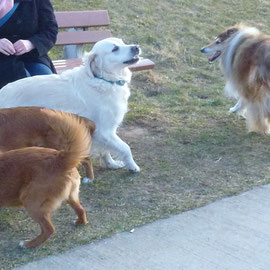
[94,75,126,86]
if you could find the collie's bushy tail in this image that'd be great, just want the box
[41,108,93,171]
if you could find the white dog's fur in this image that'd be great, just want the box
[0,38,141,172]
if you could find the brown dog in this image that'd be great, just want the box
[0,107,95,182]
[0,108,92,247]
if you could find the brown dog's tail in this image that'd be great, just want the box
[41,108,93,171]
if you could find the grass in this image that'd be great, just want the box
[2,0,270,269]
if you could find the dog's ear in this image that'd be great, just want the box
[83,52,96,78]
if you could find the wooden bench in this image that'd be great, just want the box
[52,10,155,74]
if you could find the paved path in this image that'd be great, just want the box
[15,184,270,270]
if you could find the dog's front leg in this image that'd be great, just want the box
[229,99,242,113]
[229,98,247,118]
[102,133,140,172]
[102,152,125,169]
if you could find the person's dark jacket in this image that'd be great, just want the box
[0,0,58,88]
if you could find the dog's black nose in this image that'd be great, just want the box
[131,45,140,54]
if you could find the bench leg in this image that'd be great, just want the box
[64,28,83,59]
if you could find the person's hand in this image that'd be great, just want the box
[14,40,35,55]
[0,38,16,56]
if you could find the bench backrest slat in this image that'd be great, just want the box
[56,30,112,46]
[55,10,110,28]
[53,9,155,72]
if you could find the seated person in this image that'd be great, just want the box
[0,0,58,89]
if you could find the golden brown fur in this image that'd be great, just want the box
[0,107,95,180]
[201,24,270,133]
[0,108,92,248]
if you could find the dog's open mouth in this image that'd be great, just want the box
[208,51,221,62]
[123,56,140,65]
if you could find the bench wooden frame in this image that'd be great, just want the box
[53,10,155,74]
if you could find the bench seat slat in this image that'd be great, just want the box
[53,58,155,74]
[129,59,155,71]
[53,59,82,74]
[56,30,112,46]
[55,10,110,28]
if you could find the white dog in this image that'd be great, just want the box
[0,38,141,175]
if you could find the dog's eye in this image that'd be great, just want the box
[112,46,119,52]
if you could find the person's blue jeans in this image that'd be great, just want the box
[24,62,53,77]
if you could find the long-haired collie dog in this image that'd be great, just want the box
[201,24,270,134]
[0,108,92,248]
[0,107,95,183]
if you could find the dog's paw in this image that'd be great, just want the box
[74,219,88,226]
[229,105,246,119]
[82,177,93,184]
[229,100,243,113]
[229,105,239,113]
[107,160,125,169]
[128,163,141,172]
[19,240,30,248]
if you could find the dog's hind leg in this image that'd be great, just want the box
[67,172,87,225]
[81,156,94,183]
[20,212,55,248]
